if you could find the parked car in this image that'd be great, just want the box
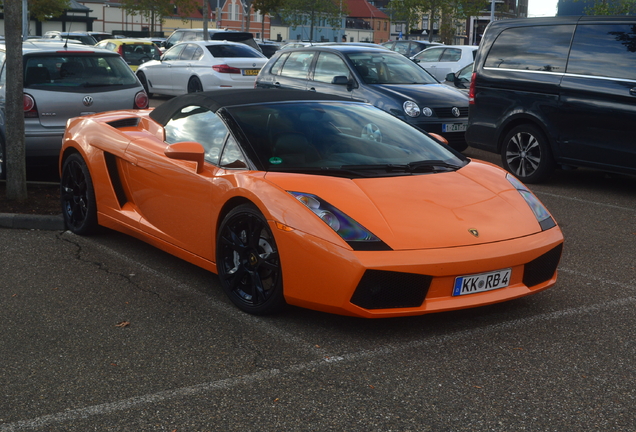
[59,88,563,317]
[136,40,267,96]
[255,45,470,151]
[257,40,282,58]
[43,31,98,45]
[411,45,477,81]
[466,16,636,183]
[88,32,114,42]
[444,62,473,92]
[162,28,261,53]
[381,40,442,57]
[0,41,148,178]
[95,38,162,71]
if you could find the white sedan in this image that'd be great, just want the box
[136,40,267,96]
[411,45,478,82]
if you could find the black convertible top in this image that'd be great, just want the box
[149,89,353,126]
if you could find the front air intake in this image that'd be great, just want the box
[523,244,563,288]
[350,270,432,310]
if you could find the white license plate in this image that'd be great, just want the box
[442,123,467,132]
[453,268,511,296]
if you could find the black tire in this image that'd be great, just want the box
[187,76,203,93]
[60,153,98,235]
[0,135,5,181]
[216,204,286,315]
[501,124,554,184]
[136,71,153,97]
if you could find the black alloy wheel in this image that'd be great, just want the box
[216,204,285,315]
[501,124,555,184]
[187,76,203,93]
[60,153,98,235]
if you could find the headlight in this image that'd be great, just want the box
[289,192,391,251]
[507,174,556,230]
[403,101,420,117]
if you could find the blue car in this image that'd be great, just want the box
[255,45,469,151]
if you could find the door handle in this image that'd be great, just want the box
[309,87,316,91]
[274,82,280,88]
[630,87,636,96]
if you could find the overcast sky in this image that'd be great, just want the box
[528,0,559,17]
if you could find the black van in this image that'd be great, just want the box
[466,16,636,183]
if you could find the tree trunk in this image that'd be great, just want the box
[5,0,28,201]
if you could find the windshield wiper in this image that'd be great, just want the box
[341,161,463,173]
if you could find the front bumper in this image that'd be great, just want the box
[275,223,564,318]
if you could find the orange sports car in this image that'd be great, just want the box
[59,89,564,318]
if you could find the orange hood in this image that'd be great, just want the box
[265,161,546,251]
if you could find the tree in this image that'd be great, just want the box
[119,0,200,35]
[277,0,344,41]
[27,0,70,21]
[4,0,27,201]
[581,0,636,14]
[252,0,284,38]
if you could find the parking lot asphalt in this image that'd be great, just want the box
[2,146,636,431]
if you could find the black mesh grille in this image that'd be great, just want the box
[434,107,468,118]
[107,117,140,129]
[523,244,563,288]
[350,270,432,309]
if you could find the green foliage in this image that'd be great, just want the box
[252,0,285,17]
[582,0,636,15]
[26,0,71,21]
[278,0,344,29]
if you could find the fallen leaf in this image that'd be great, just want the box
[369,385,375,389]
[115,321,130,328]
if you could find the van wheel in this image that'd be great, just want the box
[501,125,554,184]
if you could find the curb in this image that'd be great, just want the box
[0,213,66,231]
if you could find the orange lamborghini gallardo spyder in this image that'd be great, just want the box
[59,89,564,318]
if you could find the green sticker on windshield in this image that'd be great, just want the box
[269,157,283,165]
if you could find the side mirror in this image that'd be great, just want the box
[164,141,205,173]
[445,72,456,82]
[332,75,349,85]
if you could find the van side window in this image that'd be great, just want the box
[485,25,574,72]
[567,24,636,80]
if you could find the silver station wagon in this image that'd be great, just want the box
[0,41,149,178]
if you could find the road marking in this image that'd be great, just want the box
[2,267,634,430]
[535,191,636,212]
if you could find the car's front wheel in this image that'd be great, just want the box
[216,204,286,315]
[501,124,554,184]
[60,153,98,235]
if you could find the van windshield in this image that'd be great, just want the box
[23,54,139,91]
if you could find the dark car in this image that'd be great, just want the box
[258,41,282,58]
[466,16,636,183]
[381,40,442,57]
[255,45,469,151]
[162,29,261,53]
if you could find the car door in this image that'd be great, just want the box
[121,105,230,259]
[269,50,315,90]
[144,44,186,93]
[168,43,203,94]
[306,51,356,99]
[558,23,636,168]
[412,47,445,80]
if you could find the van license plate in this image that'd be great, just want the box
[453,269,511,296]
[442,123,467,132]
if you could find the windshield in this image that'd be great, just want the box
[346,52,438,85]
[227,101,466,177]
[23,54,139,90]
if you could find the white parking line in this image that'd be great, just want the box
[3,290,635,431]
[535,191,636,212]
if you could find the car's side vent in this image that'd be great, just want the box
[350,270,432,310]
[107,118,140,129]
[104,152,128,208]
[523,244,563,288]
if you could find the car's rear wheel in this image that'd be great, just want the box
[216,204,286,315]
[187,76,203,93]
[136,71,153,97]
[60,153,98,235]
[501,124,554,184]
